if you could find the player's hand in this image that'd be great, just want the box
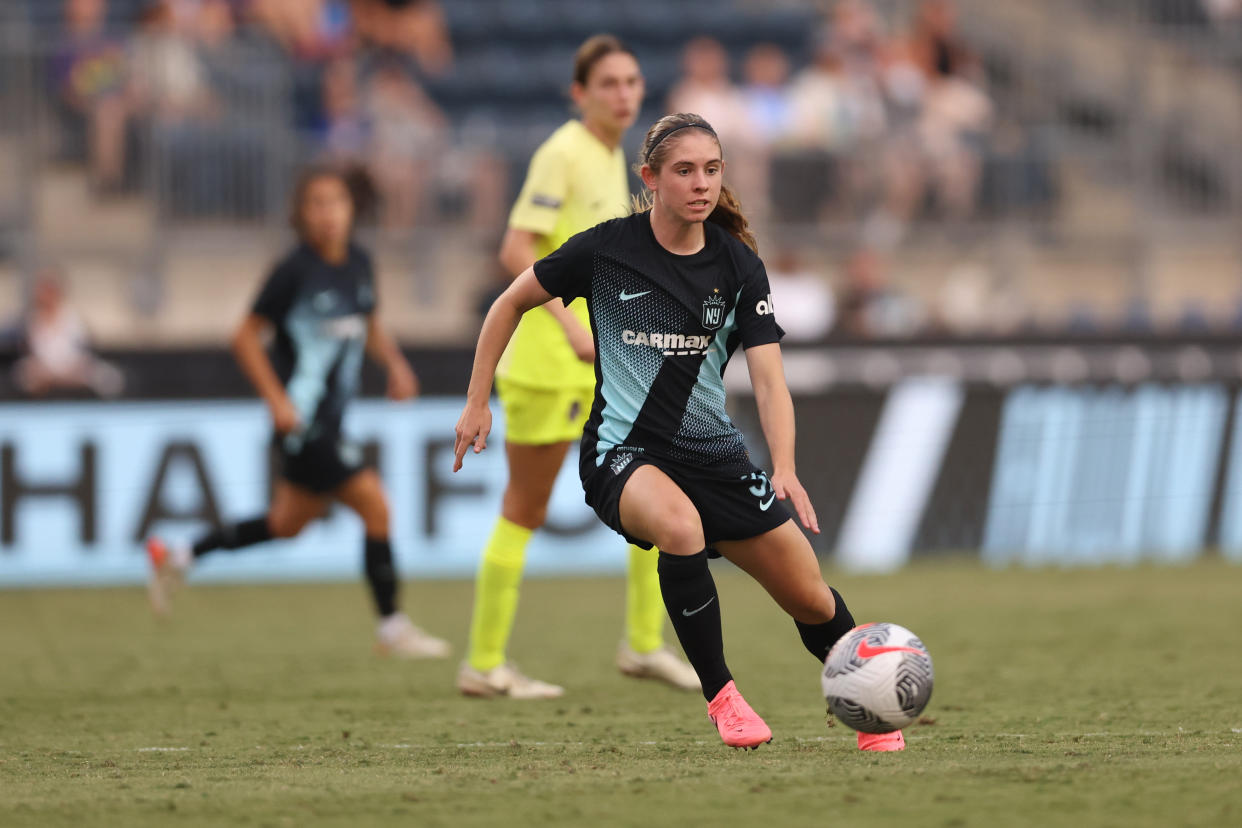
[270,396,302,435]
[453,400,492,472]
[387,359,419,401]
[566,320,595,363]
[771,469,819,535]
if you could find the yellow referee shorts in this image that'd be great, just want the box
[496,377,594,446]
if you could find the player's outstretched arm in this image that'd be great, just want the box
[365,315,419,401]
[744,343,819,534]
[453,267,556,471]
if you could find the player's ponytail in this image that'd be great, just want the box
[633,113,758,253]
[708,183,757,254]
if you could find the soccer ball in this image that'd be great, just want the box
[821,622,934,734]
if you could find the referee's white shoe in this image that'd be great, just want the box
[375,613,451,659]
[456,662,566,699]
[616,642,701,692]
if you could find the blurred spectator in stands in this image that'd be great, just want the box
[741,43,793,145]
[765,247,835,343]
[738,43,795,218]
[52,0,132,192]
[835,247,922,338]
[668,37,756,149]
[784,32,887,220]
[352,0,453,77]
[250,0,353,61]
[789,37,885,154]
[1202,0,1242,23]
[829,0,887,77]
[12,270,123,399]
[195,0,238,50]
[910,0,978,84]
[869,0,992,246]
[129,0,219,125]
[320,56,368,159]
[668,37,765,216]
[933,261,992,335]
[321,53,502,230]
[363,58,447,228]
[912,0,992,213]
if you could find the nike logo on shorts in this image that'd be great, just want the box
[619,290,651,301]
[758,494,776,511]
[682,596,716,617]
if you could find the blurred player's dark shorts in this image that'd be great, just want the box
[582,449,792,551]
[272,431,367,494]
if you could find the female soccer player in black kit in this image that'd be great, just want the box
[148,166,450,659]
[454,114,904,750]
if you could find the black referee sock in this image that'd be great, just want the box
[795,587,856,663]
[192,516,273,558]
[658,550,733,701]
[364,537,399,618]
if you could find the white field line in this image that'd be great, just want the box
[127,729,1238,754]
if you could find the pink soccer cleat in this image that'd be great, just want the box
[858,730,905,752]
[707,680,772,749]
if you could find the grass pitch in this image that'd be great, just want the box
[2,559,1240,827]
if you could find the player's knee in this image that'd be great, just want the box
[519,505,548,529]
[656,510,705,556]
[502,491,548,529]
[363,494,390,533]
[267,512,304,539]
[789,582,835,625]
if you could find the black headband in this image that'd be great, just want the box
[647,121,718,154]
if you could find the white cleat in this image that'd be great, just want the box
[616,642,701,692]
[145,536,188,618]
[456,662,565,699]
[375,613,451,659]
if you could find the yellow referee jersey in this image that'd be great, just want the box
[497,119,631,390]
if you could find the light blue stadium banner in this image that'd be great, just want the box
[983,384,1228,566]
[0,399,620,587]
[1215,390,1242,561]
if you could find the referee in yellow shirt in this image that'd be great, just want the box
[457,35,698,698]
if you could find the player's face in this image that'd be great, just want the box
[646,132,724,224]
[575,52,644,135]
[300,176,353,250]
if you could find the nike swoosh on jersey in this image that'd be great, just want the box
[619,290,651,301]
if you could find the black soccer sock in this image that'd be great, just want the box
[795,587,856,663]
[192,516,273,558]
[658,550,732,701]
[364,536,399,618]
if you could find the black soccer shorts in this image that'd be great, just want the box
[583,448,793,550]
[273,431,367,494]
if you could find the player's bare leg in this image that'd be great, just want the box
[619,465,770,747]
[146,482,326,617]
[717,522,903,751]
[459,440,570,697]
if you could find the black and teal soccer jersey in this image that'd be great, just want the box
[251,243,376,441]
[533,212,784,479]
